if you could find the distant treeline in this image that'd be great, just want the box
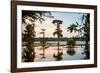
[33,37,85,41]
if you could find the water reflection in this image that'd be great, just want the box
[53,48,63,61]
[66,37,76,56]
[39,40,48,59]
[22,41,90,62]
[67,48,76,56]
[22,47,35,62]
[33,46,85,62]
[39,29,48,59]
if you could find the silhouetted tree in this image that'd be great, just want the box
[67,22,79,33]
[52,19,63,61]
[22,11,53,62]
[82,14,90,59]
[22,24,35,62]
[66,37,76,56]
[22,10,53,24]
[67,14,90,59]
[40,29,47,58]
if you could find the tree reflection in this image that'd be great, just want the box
[52,20,63,61]
[22,24,35,62]
[83,45,90,59]
[53,50,63,61]
[66,14,90,59]
[22,11,53,62]
[82,14,90,59]
[66,37,76,56]
[40,29,48,59]
[67,48,76,56]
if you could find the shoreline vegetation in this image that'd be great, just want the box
[23,41,89,47]
[27,37,85,41]
[22,10,90,62]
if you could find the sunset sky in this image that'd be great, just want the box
[22,11,87,38]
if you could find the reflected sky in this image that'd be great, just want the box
[34,46,85,62]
